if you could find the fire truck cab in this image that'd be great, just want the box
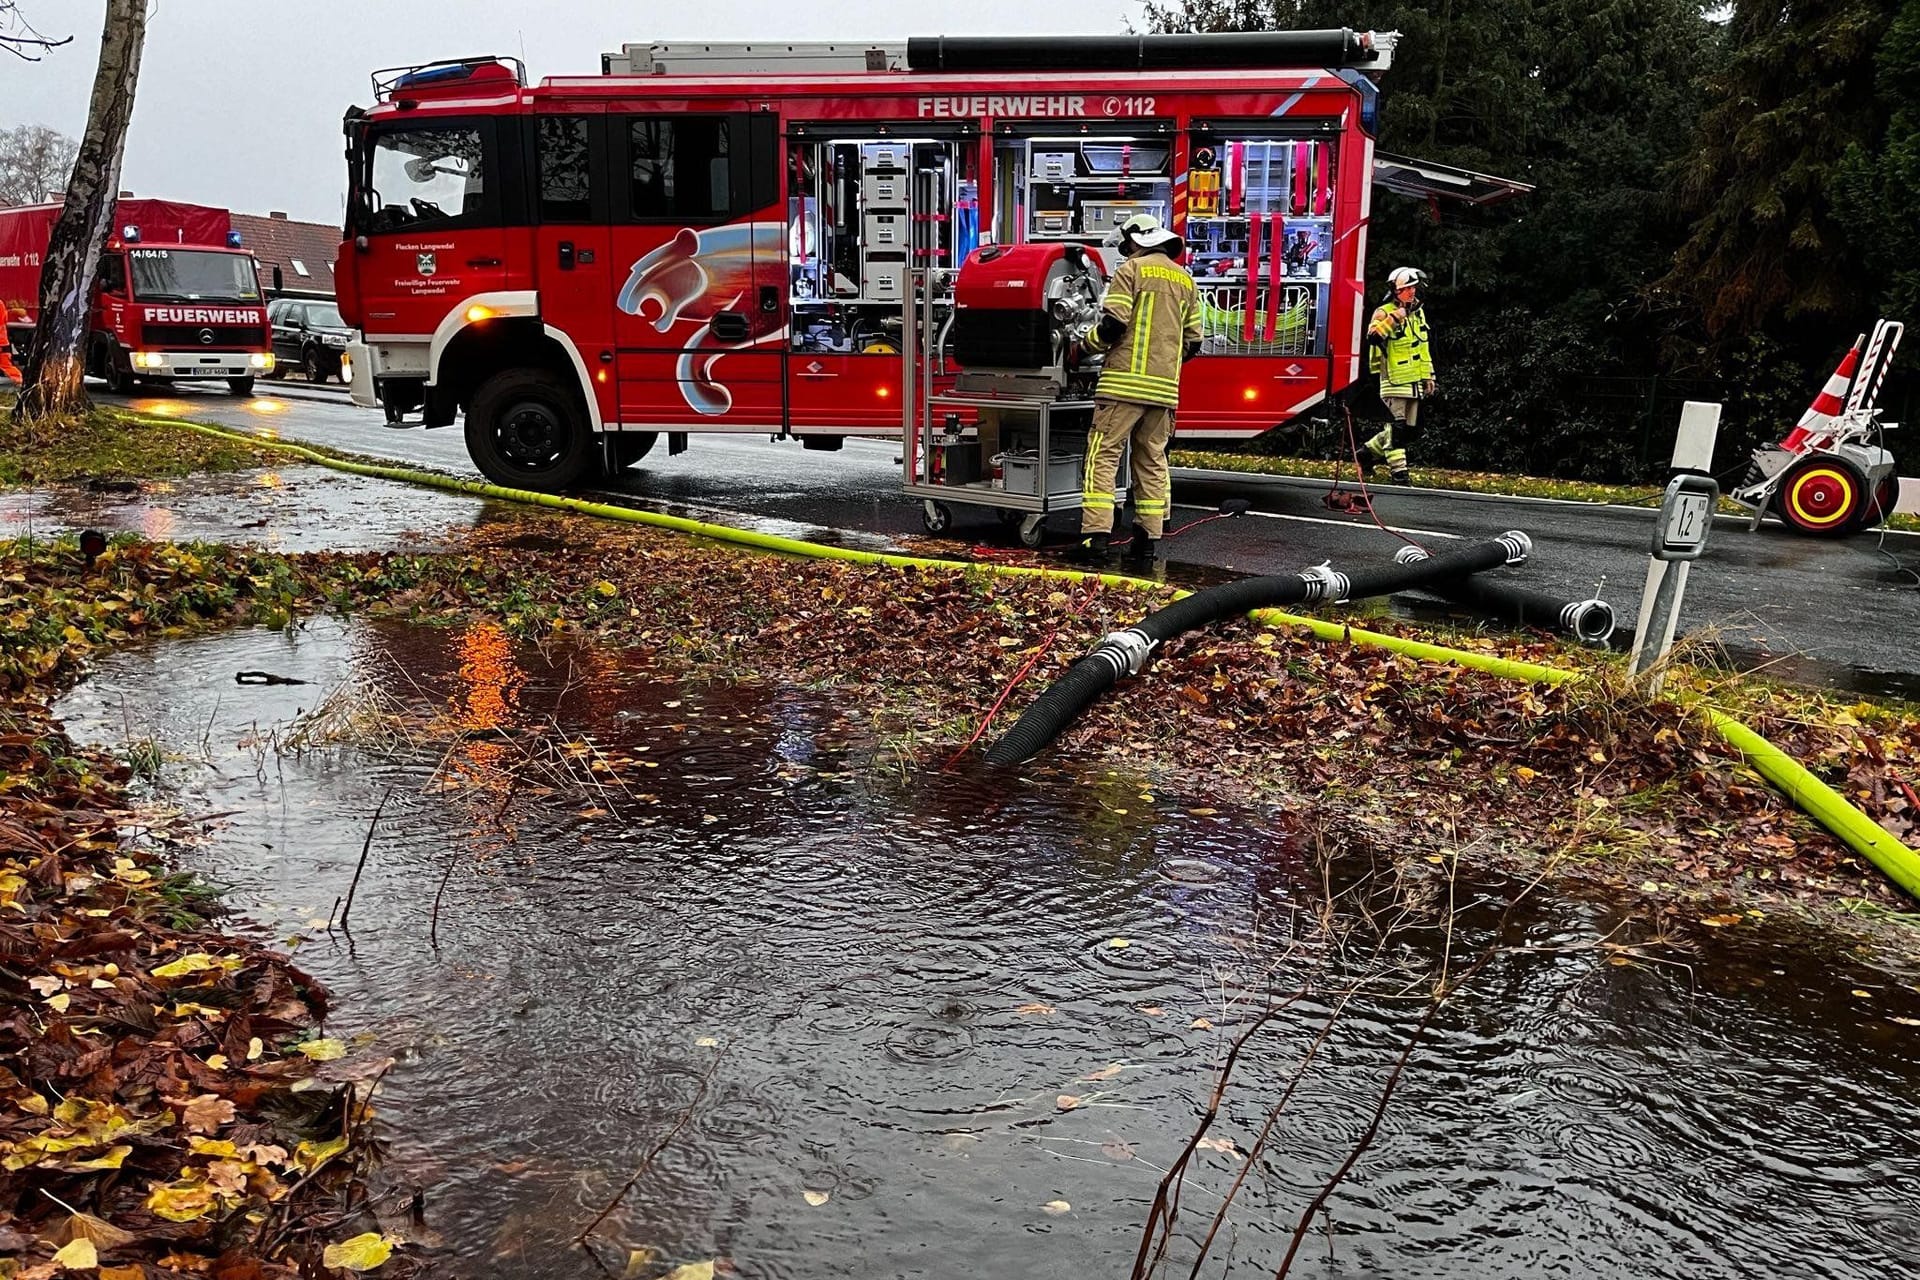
[338,32,1398,492]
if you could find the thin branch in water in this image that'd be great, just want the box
[338,787,393,933]
[574,1049,723,1246]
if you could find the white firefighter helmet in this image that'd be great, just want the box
[1103,212,1183,253]
[1387,266,1427,291]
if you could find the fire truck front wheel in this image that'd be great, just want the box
[465,368,595,492]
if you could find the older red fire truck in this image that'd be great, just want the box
[338,31,1402,491]
[0,199,275,395]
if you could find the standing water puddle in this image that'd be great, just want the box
[54,618,1920,1279]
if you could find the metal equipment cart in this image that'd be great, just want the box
[899,260,1128,547]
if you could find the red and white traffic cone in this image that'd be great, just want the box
[1780,337,1861,452]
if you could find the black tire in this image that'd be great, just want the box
[228,376,256,397]
[608,432,658,470]
[102,347,135,395]
[465,368,595,492]
[303,346,332,384]
[1777,454,1869,537]
[921,500,952,534]
[1018,514,1048,549]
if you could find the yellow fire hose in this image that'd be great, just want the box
[133,413,1920,902]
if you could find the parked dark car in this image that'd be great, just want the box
[267,297,354,383]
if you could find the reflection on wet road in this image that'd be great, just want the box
[53,618,1920,1279]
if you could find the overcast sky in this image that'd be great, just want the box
[1,0,1150,224]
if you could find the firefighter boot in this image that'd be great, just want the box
[1122,523,1161,564]
[1070,532,1111,565]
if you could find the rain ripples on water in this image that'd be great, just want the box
[53,617,1920,1280]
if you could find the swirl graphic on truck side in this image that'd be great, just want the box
[616,223,787,415]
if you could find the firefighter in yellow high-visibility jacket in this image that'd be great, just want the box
[1364,266,1435,484]
[1071,214,1203,564]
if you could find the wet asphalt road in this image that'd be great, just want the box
[112,381,1920,695]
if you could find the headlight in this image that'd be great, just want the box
[250,353,274,369]
[325,334,349,348]
[131,351,166,369]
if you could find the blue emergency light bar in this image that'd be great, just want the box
[227,230,243,247]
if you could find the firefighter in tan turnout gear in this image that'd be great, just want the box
[1072,214,1203,564]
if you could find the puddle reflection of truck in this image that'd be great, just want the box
[0,199,275,396]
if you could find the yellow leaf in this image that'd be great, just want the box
[101,1268,144,1280]
[1106,938,1131,949]
[802,1188,831,1207]
[247,1037,263,1061]
[321,1232,395,1272]
[63,1144,131,1171]
[294,1038,346,1061]
[662,1264,715,1280]
[150,953,235,980]
[1513,766,1537,783]
[1698,914,1743,928]
[1852,989,1873,999]
[1041,1199,1072,1215]
[1190,1017,1213,1030]
[295,1134,350,1173]
[53,1237,98,1269]
[694,1036,719,1048]
[188,1137,240,1159]
[1014,1003,1054,1016]
[146,1178,218,1223]
[48,992,71,1013]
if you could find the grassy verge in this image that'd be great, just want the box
[1172,447,1920,532]
[0,394,276,485]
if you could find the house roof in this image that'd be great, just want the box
[232,211,341,295]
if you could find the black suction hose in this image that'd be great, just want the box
[985,532,1533,766]
[1392,546,1615,646]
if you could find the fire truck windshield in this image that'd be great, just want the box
[360,124,489,232]
[126,248,262,304]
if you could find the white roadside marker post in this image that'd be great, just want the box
[1629,401,1722,693]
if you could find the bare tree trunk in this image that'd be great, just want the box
[12,0,146,424]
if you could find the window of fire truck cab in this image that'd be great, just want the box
[126,248,261,304]
[364,121,494,233]
[95,254,126,297]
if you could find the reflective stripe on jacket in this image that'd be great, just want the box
[1087,251,1202,408]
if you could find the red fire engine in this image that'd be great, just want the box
[338,31,1403,492]
[0,199,275,395]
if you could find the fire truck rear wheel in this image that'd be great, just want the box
[466,368,595,492]
[1777,454,1869,537]
[102,349,135,395]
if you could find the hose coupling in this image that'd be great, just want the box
[1298,563,1352,603]
[1561,597,1617,647]
[1093,627,1157,678]
[1496,530,1533,564]
[1393,545,1429,565]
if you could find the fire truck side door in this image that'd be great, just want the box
[609,111,783,429]
[528,110,615,428]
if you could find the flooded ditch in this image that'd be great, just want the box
[52,616,1920,1279]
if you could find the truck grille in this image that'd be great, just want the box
[142,324,263,349]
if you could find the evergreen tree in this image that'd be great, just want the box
[1832,0,1920,324]
[1662,0,1893,337]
